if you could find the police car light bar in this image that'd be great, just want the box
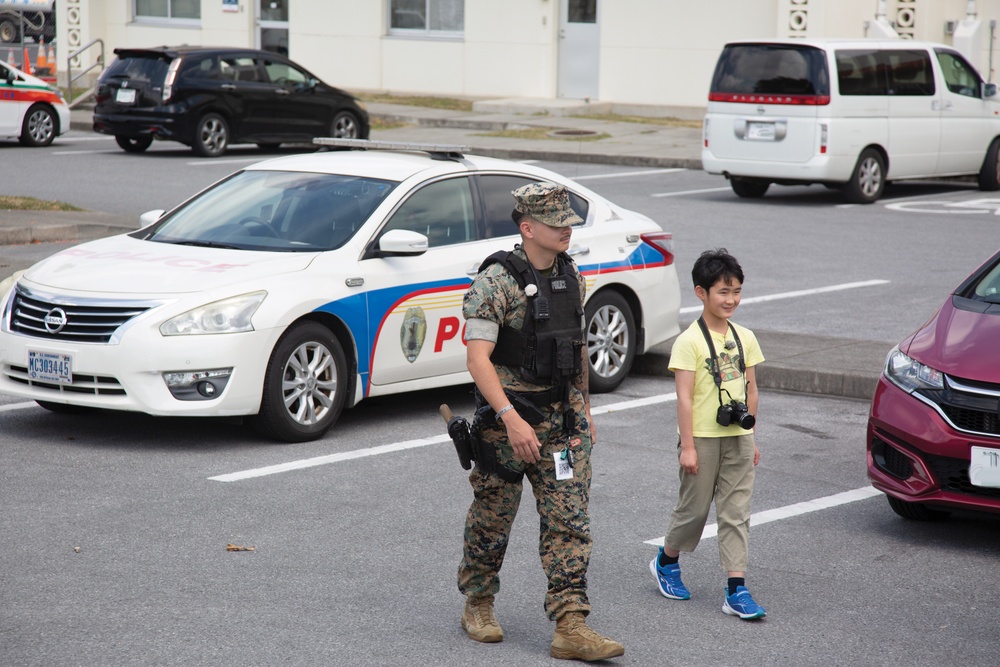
[313,137,469,160]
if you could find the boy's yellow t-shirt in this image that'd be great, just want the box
[668,320,764,437]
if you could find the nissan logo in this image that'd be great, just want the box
[757,105,766,115]
[44,308,68,334]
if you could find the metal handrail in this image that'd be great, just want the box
[66,37,104,109]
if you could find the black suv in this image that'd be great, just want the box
[93,46,369,157]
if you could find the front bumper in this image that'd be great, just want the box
[866,376,1000,515]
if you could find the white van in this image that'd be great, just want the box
[701,39,1000,203]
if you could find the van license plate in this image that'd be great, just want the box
[746,122,775,141]
[27,350,73,384]
[116,88,137,104]
[970,446,1000,488]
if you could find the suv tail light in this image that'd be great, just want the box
[640,232,675,266]
[163,58,181,102]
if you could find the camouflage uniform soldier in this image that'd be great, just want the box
[458,182,624,662]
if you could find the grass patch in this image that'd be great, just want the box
[571,113,702,129]
[0,196,83,211]
[476,127,610,142]
[361,93,474,112]
[370,117,411,131]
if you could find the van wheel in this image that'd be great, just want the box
[249,322,347,442]
[19,104,57,147]
[115,135,153,153]
[886,495,949,521]
[843,149,885,203]
[585,291,636,393]
[193,112,230,157]
[730,177,769,198]
[977,138,1000,191]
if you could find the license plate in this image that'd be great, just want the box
[115,88,137,104]
[746,122,776,141]
[27,350,73,384]
[969,446,1000,488]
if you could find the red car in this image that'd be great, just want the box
[867,249,1000,520]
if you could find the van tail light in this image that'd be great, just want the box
[709,92,831,106]
[640,232,675,266]
[820,123,828,154]
[703,118,709,148]
[163,57,181,102]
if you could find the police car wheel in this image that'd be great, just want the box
[19,104,57,147]
[585,291,636,394]
[250,321,347,443]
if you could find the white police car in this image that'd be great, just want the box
[0,140,681,441]
[0,60,69,146]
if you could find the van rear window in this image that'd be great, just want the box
[710,44,829,104]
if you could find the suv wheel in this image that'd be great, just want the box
[193,112,230,157]
[330,111,361,139]
[115,135,153,153]
[19,104,57,147]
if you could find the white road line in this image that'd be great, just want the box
[0,402,36,413]
[651,186,731,198]
[643,486,882,546]
[50,149,122,156]
[209,392,678,482]
[572,168,685,182]
[679,279,889,315]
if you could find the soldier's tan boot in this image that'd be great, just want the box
[461,596,503,643]
[550,612,624,661]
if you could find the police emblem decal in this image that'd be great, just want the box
[400,306,427,363]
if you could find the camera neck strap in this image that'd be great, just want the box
[696,317,747,405]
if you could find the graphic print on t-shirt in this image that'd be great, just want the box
[703,349,743,382]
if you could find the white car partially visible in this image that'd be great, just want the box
[0,60,69,146]
[0,141,681,441]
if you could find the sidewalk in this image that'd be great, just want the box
[0,98,888,402]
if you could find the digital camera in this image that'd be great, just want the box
[717,401,755,429]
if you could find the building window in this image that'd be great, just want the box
[389,0,463,36]
[135,0,201,20]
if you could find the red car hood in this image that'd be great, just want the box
[904,296,1000,384]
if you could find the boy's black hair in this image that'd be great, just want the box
[692,248,744,292]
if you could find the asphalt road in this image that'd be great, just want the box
[2,133,999,666]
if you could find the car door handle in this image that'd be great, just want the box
[275,89,290,96]
[221,83,236,90]
[568,245,590,256]
[466,262,482,276]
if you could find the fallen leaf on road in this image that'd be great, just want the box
[226,543,255,552]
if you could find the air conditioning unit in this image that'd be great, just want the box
[945,20,958,35]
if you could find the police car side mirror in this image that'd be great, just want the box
[3,69,14,84]
[377,229,428,256]
[139,209,166,228]
[983,82,997,98]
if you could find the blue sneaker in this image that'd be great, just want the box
[649,548,690,600]
[722,585,766,620]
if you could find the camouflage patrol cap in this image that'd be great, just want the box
[512,182,583,228]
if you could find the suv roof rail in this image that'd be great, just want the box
[313,137,468,161]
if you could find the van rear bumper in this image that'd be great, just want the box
[701,149,857,184]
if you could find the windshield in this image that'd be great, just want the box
[135,170,397,252]
[711,44,830,96]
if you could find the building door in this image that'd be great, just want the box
[257,0,289,55]
[557,0,599,99]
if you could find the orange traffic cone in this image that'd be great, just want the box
[6,48,15,67]
[47,44,55,74]
[36,38,48,73]
[22,46,32,75]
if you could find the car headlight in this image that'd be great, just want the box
[884,347,944,392]
[160,292,266,336]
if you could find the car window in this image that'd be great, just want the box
[936,50,982,98]
[381,177,477,247]
[104,54,170,85]
[835,50,886,95]
[263,60,309,86]
[971,258,1000,303]
[219,56,262,82]
[478,174,590,239]
[711,44,829,96]
[885,50,935,96]
[137,170,397,252]
[180,56,219,80]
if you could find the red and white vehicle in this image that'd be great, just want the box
[0,140,681,442]
[0,59,68,146]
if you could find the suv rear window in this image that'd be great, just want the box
[710,43,830,102]
[104,53,170,85]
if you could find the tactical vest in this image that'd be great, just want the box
[480,249,584,387]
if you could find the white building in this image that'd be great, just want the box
[57,0,1000,115]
